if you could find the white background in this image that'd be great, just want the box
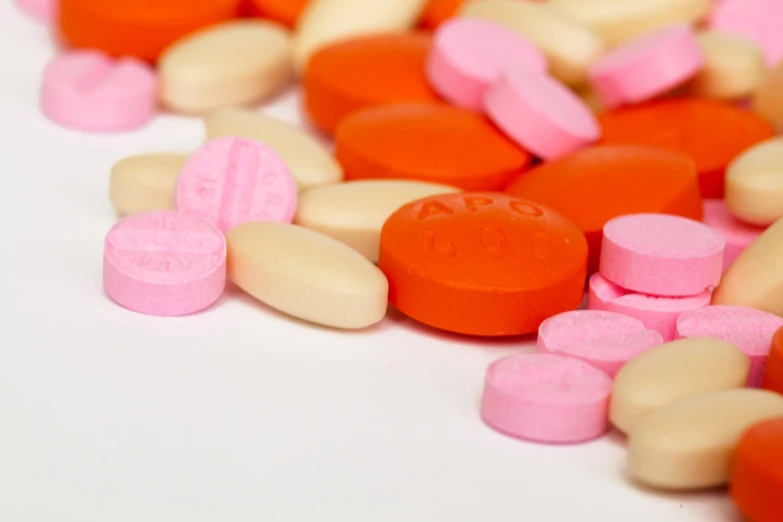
[0,3,739,521]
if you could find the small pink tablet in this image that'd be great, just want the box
[484,70,600,160]
[41,50,157,132]
[537,310,663,377]
[103,211,227,316]
[175,137,298,232]
[588,25,703,108]
[709,0,783,67]
[481,353,612,444]
[587,273,710,341]
[426,18,547,111]
[601,213,725,297]
[702,199,764,271]
[15,0,56,22]
[676,305,783,387]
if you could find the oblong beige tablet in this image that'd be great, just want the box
[688,32,765,100]
[459,0,605,86]
[293,0,427,72]
[725,137,783,226]
[627,389,783,490]
[295,180,460,262]
[203,108,343,192]
[227,222,389,329]
[611,338,750,435]
[754,61,783,131]
[109,153,188,216]
[159,20,293,114]
[548,0,710,47]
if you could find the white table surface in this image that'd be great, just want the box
[0,3,740,521]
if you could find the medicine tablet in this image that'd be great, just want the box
[600,213,724,297]
[688,31,765,101]
[103,211,227,316]
[676,305,783,387]
[159,20,293,114]
[709,0,783,67]
[731,418,783,522]
[481,353,613,444]
[247,0,308,27]
[109,153,188,216]
[295,179,460,262]
[701,199,763,271]
[627,389,783,490]
[537,310,663,377]
[426,17,547,111]
[40,50,157,133]
[753,61,783,131]
[15,0,56,22]
[378,192,588,336]
[175,137,297,232]
[764,326,783,395]
[227,222,388,329]
[611,338,750,434]
[725,137,783,227]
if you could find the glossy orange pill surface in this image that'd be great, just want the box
[58,0,242,62]
[764,326,783,395]
[505,146,704,274]
[303,33,440,134]
[245,0,308,27]
[731,418,783,522]
[598,98,774,199]
[378,192,588,336]
[336,104,532,190]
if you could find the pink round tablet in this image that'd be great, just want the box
[587,273,710,341]
[600,213,725,297]
[588,24,703,108]
[702,199,764,272]
[426,18,547,111]
[103,211,227,316]
[484,70,600,160]
[537,310,664,377]
[175,137,298,232]
[709,0,783,67]
[15,0,56,22]
[677,305,783,387]
[41,50,157,132]
[481,353,612,444]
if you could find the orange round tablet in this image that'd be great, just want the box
[505,146,704,274]
[303,33,440,135]
[378,192,588,336]
[731,418,783,522]
[336,104,532,190]
[764,326,783,395]
[58,0,242,62]
[598,98,774,199]
[245,0,308,27]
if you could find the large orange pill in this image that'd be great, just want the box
[303,33,440,134]
[378,192,588,336]
[764,326,783,395]
[336,104,532,190]
[598,98,774,199]
[245,0,308,27]
[58,0,242,62]
[731,418,783,522]
[506,146,704,274]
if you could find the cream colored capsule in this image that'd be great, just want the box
[754,61,783,131]
[109,153,188,216]
[725,137,783,226]
[548,0,710,47]
[627,389,783,490]
[295,180,460,262]
[294,0,427,72]
[227,222,388,329]
[687,32,765,100]
[159,21,293,114]
[204,108,342,193]
[611,338,750,435]
[459,0,605,86]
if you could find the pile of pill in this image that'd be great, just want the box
[15,0,783,518]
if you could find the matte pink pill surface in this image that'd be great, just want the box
[702,199,764,272]
[40,50,157,132]
[175,137,298,232]
[709,0,783,67]
[481,353,613,444]
[484,70,600,160]
[601,213,725,297]
[588,25,703,109]
[103,211,227,316]
[538,310,663,377]
[426,18,547,111]
[15,0,56,22]
[587,273,710,341]
[676,305,783,387]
